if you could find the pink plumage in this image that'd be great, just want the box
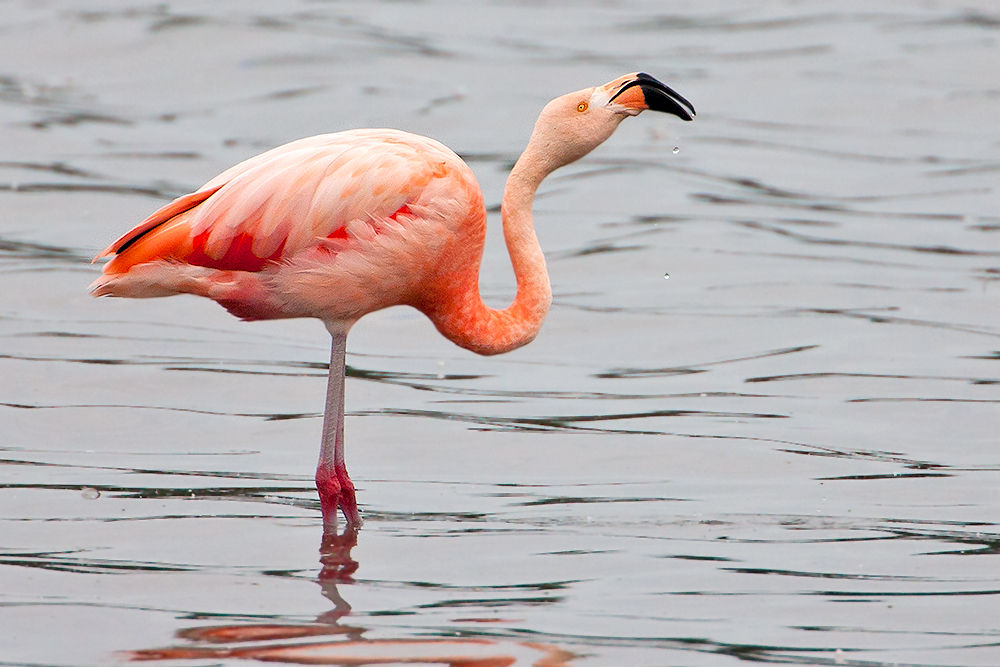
[91,73,695,531]
[93,130,484,325]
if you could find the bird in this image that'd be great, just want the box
[90,73,695,530]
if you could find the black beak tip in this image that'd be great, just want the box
[636,72,696,121]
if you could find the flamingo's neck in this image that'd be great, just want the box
[425,142,555,356]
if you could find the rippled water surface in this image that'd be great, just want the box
[2,1,999,665]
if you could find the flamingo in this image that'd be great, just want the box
[91,73,695,529]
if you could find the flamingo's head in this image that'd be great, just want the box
[525,72,695,174]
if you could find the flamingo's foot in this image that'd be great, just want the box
[316,463,362,529]
[336,467,361,527]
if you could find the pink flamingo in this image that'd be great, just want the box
[91,73,695,529]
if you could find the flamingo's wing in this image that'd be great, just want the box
[94,186,224,260]
[97,130,461,275]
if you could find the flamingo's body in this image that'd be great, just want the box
[92,73,694,529]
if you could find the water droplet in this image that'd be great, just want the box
[663,273,670,280]
[672,146,680,154]
[437,360,446,380]
[81,487,100,500]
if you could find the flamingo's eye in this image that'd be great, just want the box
[577,102,588,113]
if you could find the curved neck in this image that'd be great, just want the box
[425,143,554,356]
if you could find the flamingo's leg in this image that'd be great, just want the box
[317,331,361,529]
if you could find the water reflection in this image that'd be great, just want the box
[127,527,577,666]
[131,636,575,666]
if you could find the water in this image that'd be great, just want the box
[2,1,999,665]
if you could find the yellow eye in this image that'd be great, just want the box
[577,102,588,112]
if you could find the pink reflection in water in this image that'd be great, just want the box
[128,635,575,666]
[125,526,575,666]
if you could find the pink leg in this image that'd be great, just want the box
[317,330,361,529]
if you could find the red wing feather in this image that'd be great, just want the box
[94,186,223,260]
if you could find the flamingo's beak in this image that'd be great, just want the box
[608,73,696,121]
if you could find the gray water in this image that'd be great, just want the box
[2,1,999,665]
